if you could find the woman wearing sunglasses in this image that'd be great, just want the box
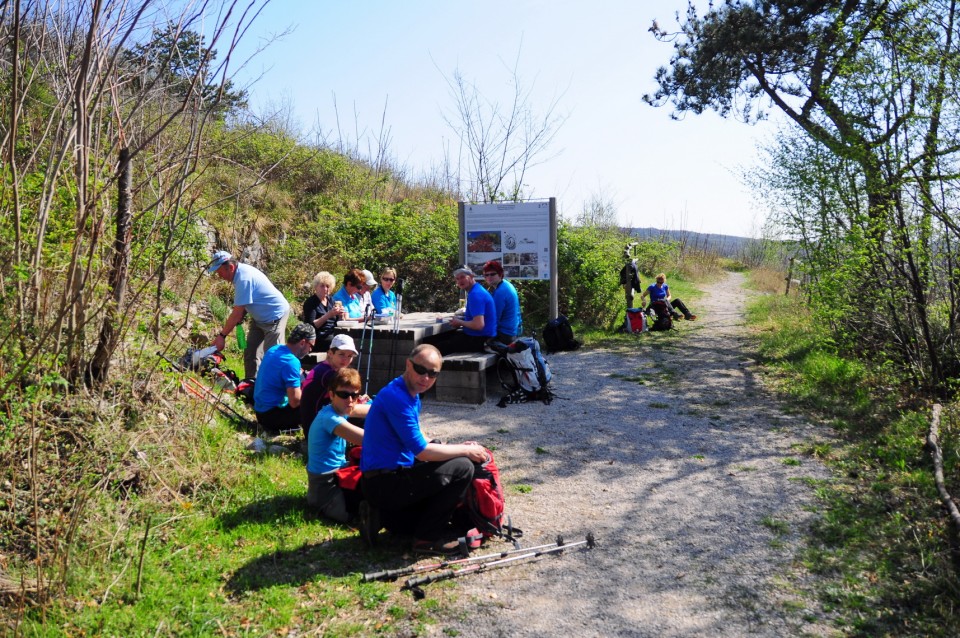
[371,267,398,315]
[300,334,370,443]
[306,367,366,522]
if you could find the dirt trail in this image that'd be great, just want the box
[417,271,835,637]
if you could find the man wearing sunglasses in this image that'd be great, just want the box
[426,266,497,355]
[359,344,488,555]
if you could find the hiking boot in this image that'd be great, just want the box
[359,501,380,548]
[686,314,697,321]
[412,536,466,556]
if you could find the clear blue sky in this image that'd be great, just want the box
[228,0,779,238]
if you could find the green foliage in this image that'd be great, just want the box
[270,198,460,312]
[124,23,246,114]
[747,282,960,634]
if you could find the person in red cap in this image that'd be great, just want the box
[482,260,522,344]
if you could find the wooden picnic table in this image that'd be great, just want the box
[322,312,499,403]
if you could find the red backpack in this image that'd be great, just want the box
[458,445,522,542]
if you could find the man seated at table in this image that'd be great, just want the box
[253,323,315,435]
[331,268,365,319]
[425,266,497,355]
[482,259,522,344]
[359,344,488,554]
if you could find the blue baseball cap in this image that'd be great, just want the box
[206,250,232,274]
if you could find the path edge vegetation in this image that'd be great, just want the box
[744,271,960,636]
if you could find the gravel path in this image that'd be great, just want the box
[417,271,836,637]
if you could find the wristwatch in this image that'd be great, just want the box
[219,332,229,338]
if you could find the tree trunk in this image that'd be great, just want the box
[88,148,132,386]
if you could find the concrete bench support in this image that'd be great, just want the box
[434,352,499,404]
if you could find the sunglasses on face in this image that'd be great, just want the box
[410,361,440,378]
[333,390,362,400]
[382,277,395,282]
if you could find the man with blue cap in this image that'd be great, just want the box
[207,250,290,380]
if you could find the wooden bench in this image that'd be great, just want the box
[433,352,499,404]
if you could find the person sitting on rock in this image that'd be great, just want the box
[331,269,365,319]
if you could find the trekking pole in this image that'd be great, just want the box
[402,533,596,597]
[356,304,371,373]
[363,534,579,582]
[180,376,255,427]
[159,352,254,427]
[363,305,375,395]
[386,279,404,380]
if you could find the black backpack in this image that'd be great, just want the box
[542,315,580,353]
[649,301,673,331]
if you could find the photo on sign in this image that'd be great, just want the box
[467,231,501,253]
[520,252,538,266]
[503,252,520,266]
[521,265,539,278]
[504,266,522,278]
[468,262,488,276]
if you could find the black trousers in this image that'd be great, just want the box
[425,330,489,356]
[255,405,301,434]
[362,458,474,541]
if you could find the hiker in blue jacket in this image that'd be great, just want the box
[426,266,497,355]
[641,273,697,321]
[483,260,522,344]
[359,344,487,554]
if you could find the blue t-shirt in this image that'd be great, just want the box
[332,286,364,319]
[253,344,302,412]
[360,376,428,472]
[646,283,669,303]
[464,282,497,338]
[307,403,349,475]
[233,263,289,323]
[371,287,396,314]
[492,279,522,338]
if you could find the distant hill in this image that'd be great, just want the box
[624,227,760,258]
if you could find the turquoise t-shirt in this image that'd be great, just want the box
[307,403,349,475]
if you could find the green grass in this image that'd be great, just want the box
[15,427,438,636]
[746,290,960,635]
[511,484,533,494]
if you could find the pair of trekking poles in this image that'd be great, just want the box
[156,350,256,429]
[357,279,406,395]
[362,532,596,598]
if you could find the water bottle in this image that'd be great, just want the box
[236,324,247,349]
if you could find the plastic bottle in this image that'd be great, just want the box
[236,324,247,349]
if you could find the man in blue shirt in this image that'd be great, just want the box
[482,260,522,344]
[427,266,497,355]
[253,323,315,435]
[208,250,291,379]
[359,344,487,554]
